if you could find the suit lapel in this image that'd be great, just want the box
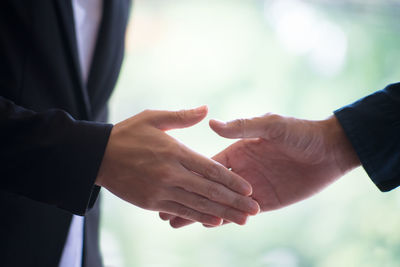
[86,0,130,114]
[54,0,92,119]
[86,0,117,106]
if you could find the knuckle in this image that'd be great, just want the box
[174,110,186,123]
[232,119,245,131]
[140,109,157,124]
[161,141,179,156]
[144,187,169,210]
[157,166,176,184]
[221,208,232,221]
[232,196,244,209]
[196,197,209,212]
[174,142,187,158]
[206,184,222,200]
[267,124,286,142]
[158,174,171,185]
[206,164,221,179]
[231,118,248,137]
[155,163,170,175]
[161,143,183,163]
[265,113,284,124]
[226,175,239,190]
[177,206,192,219]
[264,116,286,142]
[264,113,284,123]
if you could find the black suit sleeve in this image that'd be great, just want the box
[0,96,112,215]
[334,83,400,191]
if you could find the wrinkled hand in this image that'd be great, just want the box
[161,113,360,228]
[96,106,260,226]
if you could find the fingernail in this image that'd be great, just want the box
[241,183,252,196]
[211,119,227,126]
[194,105,207,115]
[249,200,260,215]
[210,217,223,226]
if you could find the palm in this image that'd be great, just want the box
[216,137,341,212]
[161,115,356,227]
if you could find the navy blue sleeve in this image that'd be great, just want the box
[334,83,400,192]
[0,96,113,215]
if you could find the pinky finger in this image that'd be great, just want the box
[203,220,231,228]
[161,201,223,227]
[170,217,195,228]
[159,212,175,221]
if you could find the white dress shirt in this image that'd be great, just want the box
[59,1,103,267]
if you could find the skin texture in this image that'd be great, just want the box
[96,106,260,226]
[160,113,360,228]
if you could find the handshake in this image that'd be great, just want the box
[96,106,360,228]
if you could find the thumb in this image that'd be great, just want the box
[153,105,208,131]
[209,114,281,139]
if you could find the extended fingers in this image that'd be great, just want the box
[178,151,260,215]
[170,217,195,228]
[159,212,175,221]
[180,149,252,196]
[167,217,231,229]
[159,201,222,227]
[177,170,259,216]
[167,187,249,225]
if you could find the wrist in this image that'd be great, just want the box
[95,150,109,187]
[95,166,106,187]
[322,115,360,175]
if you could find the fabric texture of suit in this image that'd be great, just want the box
[0,0,131,266]
[335,82,400,191]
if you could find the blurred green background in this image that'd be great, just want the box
[100,0,400,266]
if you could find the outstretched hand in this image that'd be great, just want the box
[161,113,360,228]
[96,106,260,227]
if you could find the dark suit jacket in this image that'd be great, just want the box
[0,0,131,266]
[335,83,400,191]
